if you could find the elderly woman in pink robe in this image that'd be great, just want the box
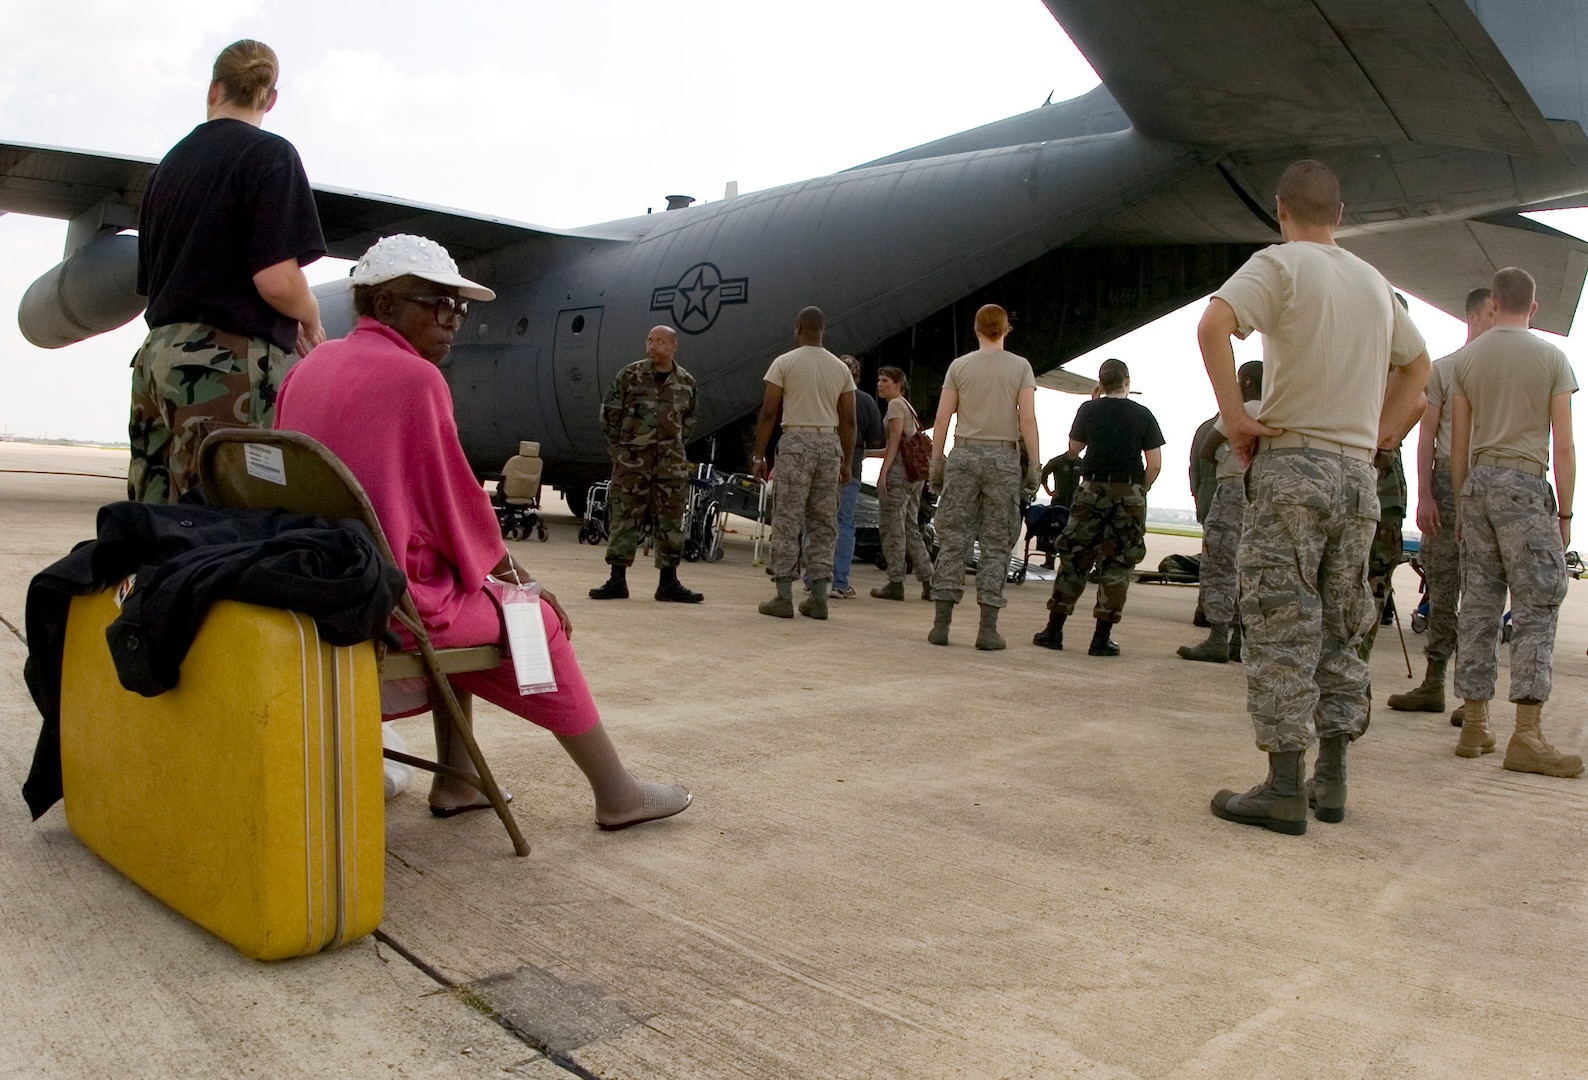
[275,234,690,830]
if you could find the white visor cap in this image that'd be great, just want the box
[350,234,496,301]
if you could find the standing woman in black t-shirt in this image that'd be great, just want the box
[1032,358,1165,656]
[129,39,326,503]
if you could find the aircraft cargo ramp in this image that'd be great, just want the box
[2,442,1586,1079]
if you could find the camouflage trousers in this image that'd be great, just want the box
[1454,466,1567,703]
[128,322,287,504]
[1196,478,1244,626]
[605,466,687,568]
[1239,450,1379,752]
[1355,508,1406,660]
[878,458,933,583]
[1421,465,1460,665]
[1049,480,1148,623]
[770,430,843,581]
[929,443,1021,608]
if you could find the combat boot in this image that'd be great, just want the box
[1210,750,1308,834]
[1503,702,1584,777]
[759,578,795,619]
[799,579,830,620]
[1454,699,1496,758]
[1450,704,1466,727]
[589,564,629,600]
[655,566,703,603]
[928,600,955,646]
[1307,734,1348,823]
[1177,624,1230,663]
[975,604,1005,651]
[1088,619,1120,657]
[1387,659,1446,712]
[1032,609,1065,650]
[921,580,933,601]
[1229,621,1242,663]
[870,580,905,601]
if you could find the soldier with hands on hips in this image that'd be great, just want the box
[1200,159,1430,835]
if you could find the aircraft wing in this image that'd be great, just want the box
[1043,0,1562,159]
[0,141,628,261]
[1035,367,1103,396]
[1344,213,1588,335]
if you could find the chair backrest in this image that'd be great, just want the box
[197,429,399,568]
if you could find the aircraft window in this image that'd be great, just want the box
[516,317,528,336]
[571,315,586,334]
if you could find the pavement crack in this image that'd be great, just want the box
[0,612,25,646]
[373,929,605,1080]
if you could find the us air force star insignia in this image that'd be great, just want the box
[650,262,749,335]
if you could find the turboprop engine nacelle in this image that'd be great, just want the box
[19,231,144,348]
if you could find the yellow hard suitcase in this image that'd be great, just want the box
[59,588,384,961]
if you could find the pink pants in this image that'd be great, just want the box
[384,599,600,736]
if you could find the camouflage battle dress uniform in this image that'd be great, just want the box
[1355,446,1407,659]
[131,116,325,504]
[1048,481,1149,622]
[600,359,698,568]
[1046,394,1162,625]
[128,325,289,504]
[1240,447,1381,751]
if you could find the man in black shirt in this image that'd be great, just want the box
[129,39,326,504]
[1033,358,1165,655]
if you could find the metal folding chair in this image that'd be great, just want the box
[198,429,529,857]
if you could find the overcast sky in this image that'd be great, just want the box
[2,0,1585,517]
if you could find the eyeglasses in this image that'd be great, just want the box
[399,293,469,326]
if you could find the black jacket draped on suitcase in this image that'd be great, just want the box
[23,501,405,819]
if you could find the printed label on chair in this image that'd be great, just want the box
[244,444,288,486]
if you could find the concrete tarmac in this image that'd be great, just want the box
[3,442,1586,1079]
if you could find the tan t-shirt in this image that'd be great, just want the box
[944,349,1036,441]
[1213,242,1426,451]
[1451,325,1577,469]
[1423,350,1462,461]
[885,395,920,437]
[764,345,855,429]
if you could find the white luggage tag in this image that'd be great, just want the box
[489,578,558,695]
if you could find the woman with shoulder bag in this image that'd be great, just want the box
[871,367,935,600]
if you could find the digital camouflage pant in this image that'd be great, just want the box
[1239,450,1378,752]
[1048,480,1148,623]
[770,430,843,582]
[605,467,687,568]
[127,322,287,504]
[929,443,1021,608]
[878,457,933,583]
[1454,465,1567,704]
[1196,478,1244,626]
[1421,464,1460,665]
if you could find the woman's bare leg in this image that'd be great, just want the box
[555,722,691,830]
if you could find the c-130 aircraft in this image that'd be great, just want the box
[5,0,1588,508]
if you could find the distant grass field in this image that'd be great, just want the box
[1146,524,1202,538]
